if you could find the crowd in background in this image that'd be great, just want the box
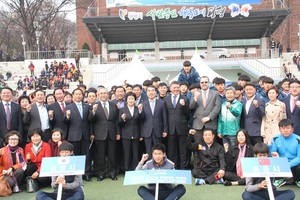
[13,60,83,92]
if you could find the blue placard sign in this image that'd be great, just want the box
[241,157,292,177]
[124,170,192,185]
[39,156,86,177]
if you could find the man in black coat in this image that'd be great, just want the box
[164,81,189,169]
[0,87,23,147]
[88,87,120,181]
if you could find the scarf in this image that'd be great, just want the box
[48,140,59,157]
[31,141,42,156]
[7,145,27,171]
[236,144,246,177]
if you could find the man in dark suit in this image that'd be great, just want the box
[48,88,69,137]
[189,76,221,144]
[133,84,147,106]
[282,80,300,136]
[0,87,23,147]
[88,87,120,181]
[241,83,265,145]
[164,81,190,169]
[110,86,126,174]
[111,86,126,108]
[64,88,92,181]
[132,84,147,158]
[139,85,168,159]
[23,89,51,142]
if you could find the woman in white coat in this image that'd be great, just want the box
[261,87,286,144]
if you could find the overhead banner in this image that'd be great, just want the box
[119,4,253,21]
[107,0,261,8]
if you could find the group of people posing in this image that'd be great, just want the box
[0,60,299,200]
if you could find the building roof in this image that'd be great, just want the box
[82,9,290,44]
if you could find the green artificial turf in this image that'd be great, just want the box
[4,175,299,200]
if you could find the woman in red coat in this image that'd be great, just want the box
[0,131,26,193]
[25,128,51,186]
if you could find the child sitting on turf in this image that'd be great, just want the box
[35,142,84,200]
[136,143,186,200]
[242,142,295,200]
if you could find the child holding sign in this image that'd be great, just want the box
[35,142,84,200]
[242,143,295,200]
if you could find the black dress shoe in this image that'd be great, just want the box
[110,175,117,181]
[84,175,92,182]
[97,175,105,181]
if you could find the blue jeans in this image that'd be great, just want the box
[222,135,236,147]
[36,191,84,200]
[242,190,295,200]
[138,184,186,200]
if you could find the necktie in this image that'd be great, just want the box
[61,102,65,112]
[173,95,177,108]
[202,91,207,107]
[5,103,10,130]
[77,103,83,118]
[103,102,109,119]
[150,100,155,115]
[291,98,296,113]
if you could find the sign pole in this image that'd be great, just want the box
[57,183,63,200]
[155,183,159,200]
[266,176,275,200]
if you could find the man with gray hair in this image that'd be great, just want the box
[217,86,243,147]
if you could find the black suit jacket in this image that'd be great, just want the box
[48,102,69,136]
[0,101,23,140]
[118,106,141,139]
[64,102,90,142]
[140,99,168,138]
[136,95,147,106]
[282,95,300,136]
[241,96,265,137]
[88,101,120,141]
[164,94,189,135]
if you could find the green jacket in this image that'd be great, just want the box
[217,99,242,136]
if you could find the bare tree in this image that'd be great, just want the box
[41,13,76,50]
[0,0,75,51]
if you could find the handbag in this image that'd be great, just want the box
[0,175,12,197]
[26,177,39,193]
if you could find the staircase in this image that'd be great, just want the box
[241,58,282,80]
[91,59,129,87]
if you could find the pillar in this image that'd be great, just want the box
[154,41,160,62]
[207,39,212,61]
[101,42,108,63]
[260,37,268,58]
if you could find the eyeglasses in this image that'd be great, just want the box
[9,138,19,141]
[200,81,208,84]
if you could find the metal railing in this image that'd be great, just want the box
[242,59,282,78]
[92,58,129,83]
[25,50,93,60]
[91,48,279,64]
